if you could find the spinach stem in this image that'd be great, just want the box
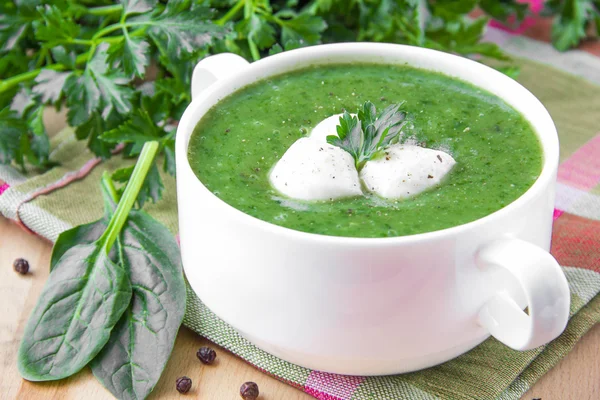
[216,0,245,25]
[101,141,159,254]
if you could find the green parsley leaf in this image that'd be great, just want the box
[74,112,122,159]
[107,34,150,78]
[34,4,80,47]
[101,108,163,146]
[122,0,158,15]
[65,46,134,126]
[237,13,277,49]
[0,0,42,52]
[277,12,327,45]
[547,0,597,51]
[139,0,227,57]
[0,108,26,165]
[327,101,407,171]
[32,69,71,105]
[26,104,51,166]
[479,0,529,25]
[426,16,510,61]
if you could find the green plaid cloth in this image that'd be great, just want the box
[2,39,600,399]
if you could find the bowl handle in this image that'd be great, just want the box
[476,238,570,350]
[191,53,250,100]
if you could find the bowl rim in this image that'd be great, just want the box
[176,42,559,246]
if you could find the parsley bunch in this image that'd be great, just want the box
[0,0,597,205]
[327,101,407,171]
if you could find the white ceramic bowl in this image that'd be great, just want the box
[175,43,570,375]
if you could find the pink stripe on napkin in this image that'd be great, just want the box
[0,182,9,196]
[557,134,600,191]
[553,209,564,220]
[305,371,364,400]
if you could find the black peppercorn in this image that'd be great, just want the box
[13,258,29,274]
[240,381,259,400]
[196,346,217,364]
[176,376,192,394]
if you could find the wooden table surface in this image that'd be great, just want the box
[1,216,599,399]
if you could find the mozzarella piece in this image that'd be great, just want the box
[360,144,456,199]
[309,113,347,142]
[269,137,363,201]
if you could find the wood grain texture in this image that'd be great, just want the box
[1,216,599,399]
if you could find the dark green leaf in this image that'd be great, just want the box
[91,210,185,400]
[0,108,26,165]
[10,87,37,117]
[65,47,134,125]
[479,0,529,24]
[237,14,277,49]
[51,46,77,69]
[0,50,31,79]
[283,39,305,50]
[27,105,50,166]
[279,13,327,45]
[0,0,41,52]
[32,69,71,104]
[75,112,120,159]
[550,0,592,51]
[123,0,158,16]
[268,43,283,55]
[107,35,150,78]
[495,65,521,79]
[17,243,132,380]
[327,112,362,161]
[64,72,101,127]
[34,4,80,46]
[50,220,109,271]
[140,0,228,57]
[163,142,176,176]
[101,109,162,144]
[429,0,478,20]
[327,101,407,170]
[112,163,164,208]
[426,16,511,61]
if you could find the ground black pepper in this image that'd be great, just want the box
[196,346,217,365]
[240,381,259,400]
[13,258,29,274]
[176,376,192,393]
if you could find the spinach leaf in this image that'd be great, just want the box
[90,210,186,400]
[17,244,132,381]
[17,142,162,382]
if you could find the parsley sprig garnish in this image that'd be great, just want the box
[327,101,407,171]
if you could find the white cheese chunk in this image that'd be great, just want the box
[309,113,347,142]
[269,137,363,201]
[360,144,456,199]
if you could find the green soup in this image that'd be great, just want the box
[188,63,543,238]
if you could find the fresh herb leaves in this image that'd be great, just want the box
[1,0,596,192]
[0,1,228,199]
[543,0,600,51]
[18,142,186,399]
[327,101,407,171]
